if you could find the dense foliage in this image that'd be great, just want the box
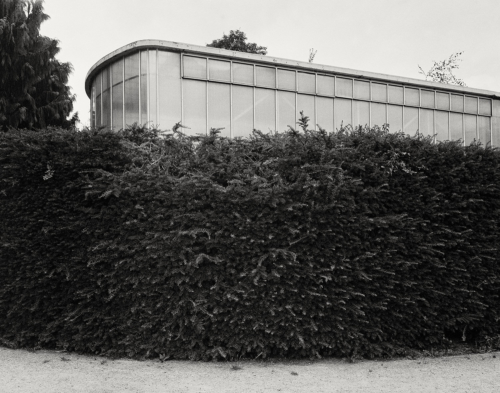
[207,29,267,55]
[0,0,77,130]
[1,124,499,360]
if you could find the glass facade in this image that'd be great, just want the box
[88,45,500,146]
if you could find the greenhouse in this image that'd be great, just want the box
[85,40,500,146]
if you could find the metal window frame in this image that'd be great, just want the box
[207,58,231,83]
[316,73,335,98]
[99,48,497,146]
[353,79,370,101]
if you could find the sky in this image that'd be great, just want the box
[40,0,500,128]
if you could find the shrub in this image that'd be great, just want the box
[1,123,499,360]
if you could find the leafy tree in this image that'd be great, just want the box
[0,0,77,130]
[418,52,466,87]
[207,29,267,55]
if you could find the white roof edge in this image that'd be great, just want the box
[85,39,500,99]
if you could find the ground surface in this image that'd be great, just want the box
[1,347,499,393]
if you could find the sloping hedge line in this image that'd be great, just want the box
[1,123,499,360]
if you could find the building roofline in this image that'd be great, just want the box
[85,39,500,99]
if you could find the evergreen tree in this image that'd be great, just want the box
[207,29,267,55]
[0,0,77,130]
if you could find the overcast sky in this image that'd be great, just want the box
[40,0,500,128]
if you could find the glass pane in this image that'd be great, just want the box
[278,91,295,132]
[436,92,449,111]
[464,96,478,114]
[371,103,386,127]
[209,59,230,82]
[464,115,477,144]
[112,82,123,130]
[492,117,500,148]
[96,94,101,126]
[208,83,230,137]
[478,116,491,146]
[91,79,96,127]
[149,50,157,125]
[353,80,369,100]
[232,85,253,137]
[388,85,404,104]
[317,75,334,97]
[405,88,419,107]
[255,88,275,131]
[298,72,315,94]
[451,94,464,112]
[102,89,110,127]
[404,107,418,134]
[256,66,275,88]
[255,89,276,132]
[435,111,449,141]
[297,94,315,130]
[94,75,101,125]
[387,105,403,133]
[336,78,352,98]
[420,109,434,137]
[124,53,139,126]
[124,76,139,126]
[478,98,491,116]
[183,79,207,134]
[111,60,125,129]
[140,51,148,124]
[316,96,334,131]
[102,68,110,91]
[352,100,369,127]
[449,113,463,141]
[112,59,123,86]
[183,56,207,79]
[277,69,296,91]
[334,98,351,130]
[94,72,102,96]
[233,63,253,85]
[125,53,139,79]
[158,51,182,131]
[371,83,387,102]
[421,90,435,108]
[493,99,500,117]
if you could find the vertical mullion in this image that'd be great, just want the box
[180,54,184,125]
[418,108,421,137]
[110,66,113,129]
[273,89,278,131]
[139,52,142,124]
[122,58,125,129]
[206,81,208,135]
[462,113,465,145]
[230,60,233,137]
[432,110,435,143]
[230,84,233,138]
[253,65,256,130]
[156,49,159,127]
[99,72,103,127]
[147,51,150,126]
[314,74,317,131]
[447,111,450,140]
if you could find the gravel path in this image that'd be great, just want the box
[1,347,499,392]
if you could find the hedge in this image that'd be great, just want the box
[1,123,499,360]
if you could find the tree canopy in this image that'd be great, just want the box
[0,0,77,130]
[207,29,267,55]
